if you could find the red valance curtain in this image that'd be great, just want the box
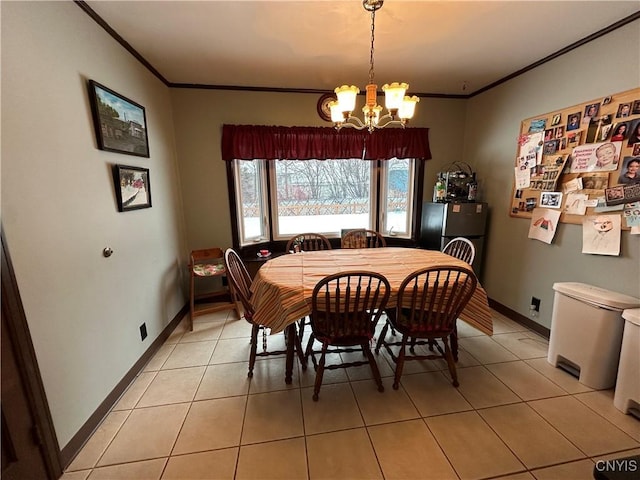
[221,125,431,161]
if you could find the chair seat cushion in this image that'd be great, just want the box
[193,262,225,276]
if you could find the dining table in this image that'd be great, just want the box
[250,247,493,383]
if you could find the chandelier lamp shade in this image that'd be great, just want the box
[329,0,419,133]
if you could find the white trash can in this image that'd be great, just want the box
[547,283,640,390]
[614,308,640,416]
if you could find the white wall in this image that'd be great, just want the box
[464,20,640,327]
[2,2,187,447]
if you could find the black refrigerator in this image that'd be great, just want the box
[419,202,488,278]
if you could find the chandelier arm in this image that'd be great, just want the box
[340,116,367,130]
[376,115,407,129]
[335,123,367,132]
[335,115,407,132]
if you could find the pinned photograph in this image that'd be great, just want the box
[568,131,582,144]
[529,119,547,132]
[610,122,630,141]
[616,102,631,118]
[598,124,613,142]
[579,172,609,191]
[585,114,612,143]
[543,140,559,155]
[582,215,620,256]
[627,120,640,146]
[544,129,554,141]
[632,99,640,115]
[583,103,600,122]
[566,112,581,131]
[618,157,640,185]
[551,114,561,126]
[525,197,537,211]
[540,191,562,208]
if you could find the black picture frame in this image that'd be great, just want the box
[112,164,152,212]
[88,80,150,157]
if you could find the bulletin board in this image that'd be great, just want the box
[510,87,640,228]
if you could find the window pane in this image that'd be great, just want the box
[272,159,373,238]
[382,158,413,236]
[234,160,268,244]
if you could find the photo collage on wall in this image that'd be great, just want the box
[512,88,640,255]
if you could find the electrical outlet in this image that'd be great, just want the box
[139,323,147,341]
[531,297,540,312]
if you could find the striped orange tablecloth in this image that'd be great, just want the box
[250,247,493,335]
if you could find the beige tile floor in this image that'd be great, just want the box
[63,309,640,480]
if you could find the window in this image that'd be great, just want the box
[271,159,375,238]
[232,158,417,245]
[380,158,414,237]
[233,160,269,243]
[222,125,430,248]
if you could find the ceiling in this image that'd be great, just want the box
[83,1,640,97]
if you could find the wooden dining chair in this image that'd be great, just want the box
[285,232,332,253]
[285,233,333,339]
[376,266,477,389]
[223,248,306,378]
[341,229,387,248]
[441,236,476,359]
[188,248,241,331]
[442,237,476,265]
[306,271,390,400]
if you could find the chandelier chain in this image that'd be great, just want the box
[368,8,376,85]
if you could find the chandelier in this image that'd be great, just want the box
[329,0,419,133]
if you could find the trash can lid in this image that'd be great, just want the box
[552,282,640,310]
[622,308,640,326]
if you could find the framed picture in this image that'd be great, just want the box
[88,80,150,157]
[112,164,152,212]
